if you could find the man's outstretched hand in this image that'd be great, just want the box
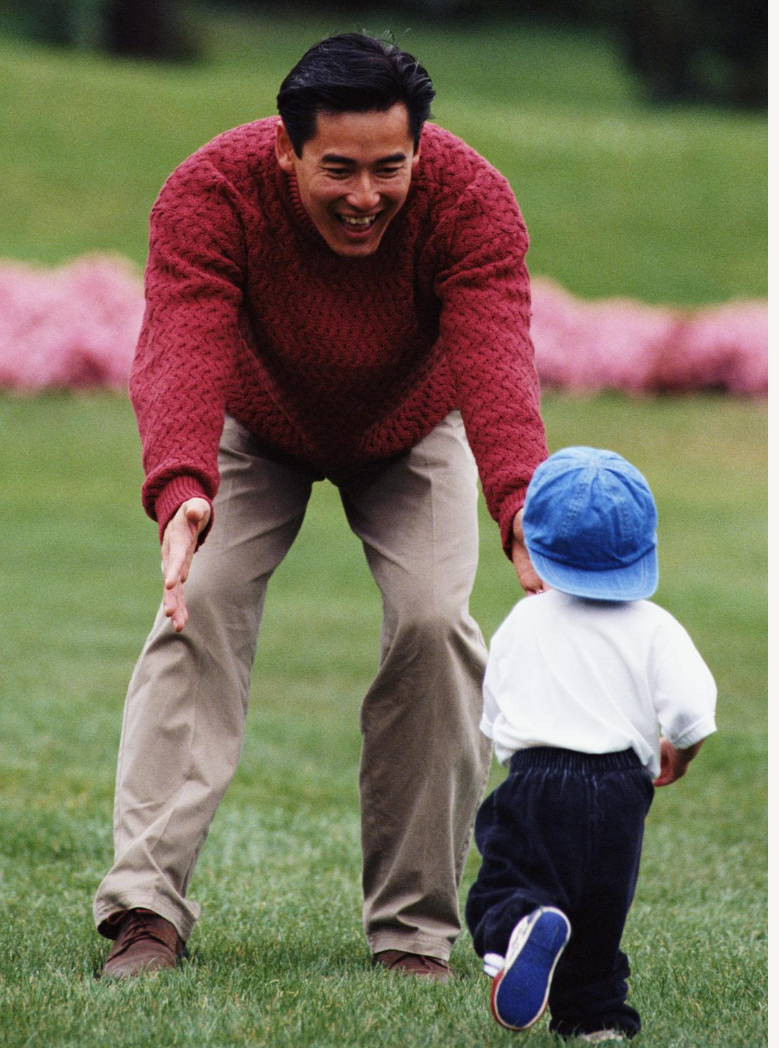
[511,510,546,595]
[161,498,211,632]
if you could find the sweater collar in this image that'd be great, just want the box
[278,167,322,243]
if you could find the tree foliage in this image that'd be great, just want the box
[0,0,196,60]
[0,0,765,103]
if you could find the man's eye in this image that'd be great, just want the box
[378,167,402,177]
[325,168,350,177]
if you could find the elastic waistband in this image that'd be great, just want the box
[509,747,644,776]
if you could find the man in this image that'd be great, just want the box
[94,32,547,982]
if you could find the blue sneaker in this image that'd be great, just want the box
[491,907,571,1030]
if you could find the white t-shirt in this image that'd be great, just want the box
[482,589,717,778]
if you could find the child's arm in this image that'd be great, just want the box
[651,611,716,787]
[653,738,705,787]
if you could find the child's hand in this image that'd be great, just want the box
[654,738,704,786]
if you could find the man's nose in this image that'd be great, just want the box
[346,173,380,210]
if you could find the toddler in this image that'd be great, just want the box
[466,447,717,1041]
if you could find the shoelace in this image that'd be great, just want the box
[114,912,173,953]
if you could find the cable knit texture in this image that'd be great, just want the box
[129,118,547,552]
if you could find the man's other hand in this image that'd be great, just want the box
[511,510,546,595]
[161,498,211,632]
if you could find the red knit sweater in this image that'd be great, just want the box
[129,118,547,554]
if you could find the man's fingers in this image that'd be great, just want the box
[163,578,182,613]
[160,499,210,630]
[165,503,210,584]
[510,509,548,593]
[163,576,188,630]
[163,521,199,588]
[163,579,189,632]
[164,547,187,589]
[511,543,546,595]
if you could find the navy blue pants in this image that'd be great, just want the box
[466,748,654,1039]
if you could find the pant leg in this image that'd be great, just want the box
[466,775,567,959]
[548,760,653,1039]
[465,747,651,1038]
[93,416,314,941]
[340,411,492,960]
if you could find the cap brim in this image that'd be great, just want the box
[528,545,658,602]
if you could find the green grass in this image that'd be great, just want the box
[0,6,767,303]
[0,391,767,1048]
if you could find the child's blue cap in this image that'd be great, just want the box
[523,447,658,601]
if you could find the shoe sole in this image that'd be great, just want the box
[491,907,571,1031]
[102,945,189,980]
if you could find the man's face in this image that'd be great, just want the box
[275,103,420,258]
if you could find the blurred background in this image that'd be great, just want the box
[0,0,768,106]
[0,0,767,304]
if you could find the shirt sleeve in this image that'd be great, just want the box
[650,615,718,749]
[480,653,501,741]
[129,157,248,543]
[480,607,520,741]
[433,169,547,557]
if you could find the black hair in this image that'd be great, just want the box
[277,33,435,156]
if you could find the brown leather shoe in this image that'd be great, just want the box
[373,950,453,983]
[102,909,187,979]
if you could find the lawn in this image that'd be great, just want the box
[0,7,767,1047]
[0,391,767,1048]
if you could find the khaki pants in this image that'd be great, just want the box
[93,411,491,960]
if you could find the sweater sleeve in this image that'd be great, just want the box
[129,158,248,543]
[433,170,547,556]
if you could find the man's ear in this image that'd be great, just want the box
[411,140,421,170]
[275,121,296,173]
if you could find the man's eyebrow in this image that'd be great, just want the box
[320,153,354,165]
[320,151,409,165]
[375,152,409,164]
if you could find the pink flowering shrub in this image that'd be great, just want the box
[530,280,679,394]
[0,257,767,396]
[531,277,767,396]
[0,255,144,391]
[652,300,769,395]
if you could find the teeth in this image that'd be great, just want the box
[342,215,375,226]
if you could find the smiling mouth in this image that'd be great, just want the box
[337,213,380,231]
